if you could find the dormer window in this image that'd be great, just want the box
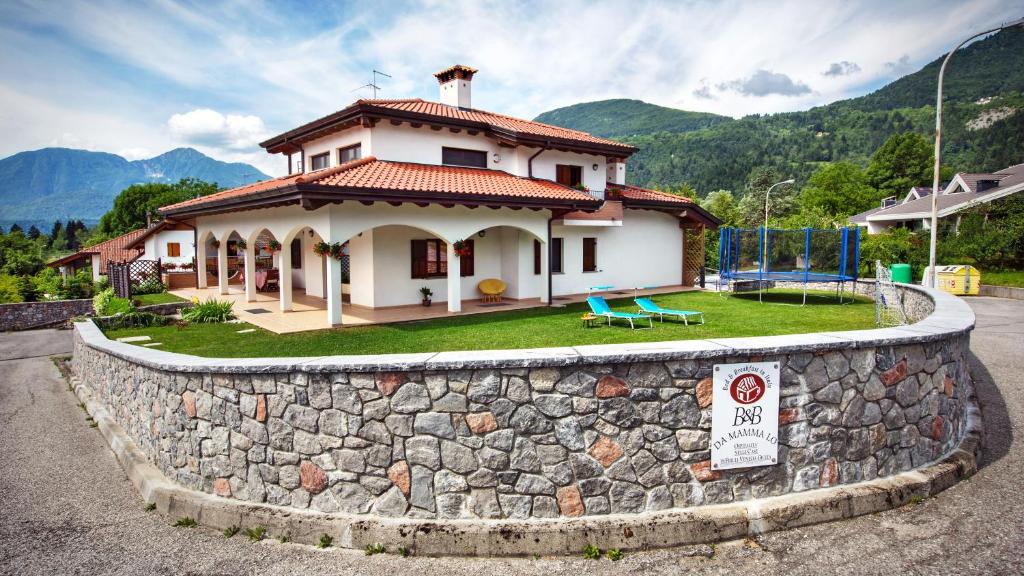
[442,147,487,168]
[338,143,361,164]
[310,152,329,171]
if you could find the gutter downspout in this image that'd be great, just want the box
[547,215,554,307]
[527,141,550,179]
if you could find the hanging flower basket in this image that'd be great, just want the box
[313,241,330,256]
[314,241,345,260]
[210,239,220,249]
[268,239,282,252]
[236,239,247,250]
[452,239,472,258]
[328,243,345,260]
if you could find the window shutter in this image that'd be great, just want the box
[533,239,541,275]
[411,239,427,278]
[460,239,475,277]
[583,237,597,272]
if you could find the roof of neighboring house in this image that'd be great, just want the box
[160,157,603,216]
[47,228,146,273]
[849,162,1024,224]
[259,98,636,157]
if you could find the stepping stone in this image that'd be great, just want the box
[236,329,256,334]
[142,343,163,347]
[116,336,151,343]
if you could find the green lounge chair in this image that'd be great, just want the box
[586,296,653,329]
[635,297,705,325]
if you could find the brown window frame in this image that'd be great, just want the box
[290,238,302,269]
[441,147,488,168]
[583,237,597,272]
[551,237,564,274]
[166,242,181,257]
[338,143,361,164]
[556,164,583,187]
[310,152,330,171]
[412,239,475,278]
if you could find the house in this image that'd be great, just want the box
[158,65,718,328]
[850,163,1024,234]
[47,221,198,283]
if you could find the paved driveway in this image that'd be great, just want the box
[1,298,1022,575]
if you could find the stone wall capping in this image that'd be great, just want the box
[75,284,973,371]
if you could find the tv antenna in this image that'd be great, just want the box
[352,69,392,99]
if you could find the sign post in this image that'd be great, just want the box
[711,361,780,471]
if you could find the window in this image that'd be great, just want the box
[583,237,597,272]
[442,147,487,168]
[556,164,583,187]
[533,239,542,275]
[166,242,181,257]
[310,152,330,171]
[411,239,475,278]
[338,143,361,164]
[290,238,302,269]
[551,237,563,274]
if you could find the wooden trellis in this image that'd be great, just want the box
[683,225,705,287]
[107,259,162,298]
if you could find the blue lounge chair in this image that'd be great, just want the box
[586,296,653,329]
[635,297,705,325]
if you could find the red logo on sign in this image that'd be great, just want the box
[729,373,766,405]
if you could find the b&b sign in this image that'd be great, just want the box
[711,361,780,471]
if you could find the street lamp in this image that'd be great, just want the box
[763,179,795,265]
[928,17,1024,288]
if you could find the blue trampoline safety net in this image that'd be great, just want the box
[718,226,860,283]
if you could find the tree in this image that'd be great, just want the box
[737,167,797,227]
[0,229,45,276]
[700,190,740,226]
[9,223,22,234]
[799,161,878,223]
[48,221,63,250]
[865,133,935,199]
[27,225,41,240]
[97,178,219,237]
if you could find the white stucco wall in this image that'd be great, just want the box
[551,209,682,295]
[301,127,371,170]
[142,230,195,265]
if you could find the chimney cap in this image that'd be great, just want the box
[434,64,478,84]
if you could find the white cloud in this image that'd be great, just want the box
[118,147,152,161]
[717,70,813,97]
[823,61,862,77]
[168,109,269,150]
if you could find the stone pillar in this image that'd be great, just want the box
[244,245,257,302]
[540,239,550,304]
[326,255,343,326]
[447,242,461,313]
[279,242,293,312]
[217,241,229,295]
[196,239,208,289]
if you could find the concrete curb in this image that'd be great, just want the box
[979,285,1024,300]
[71,370,983,557]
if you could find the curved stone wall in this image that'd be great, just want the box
[71,284,974,522]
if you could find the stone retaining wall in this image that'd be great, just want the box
[1,298,93,331]
[71,285,974,523]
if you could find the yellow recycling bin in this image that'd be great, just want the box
[935,265,981,296]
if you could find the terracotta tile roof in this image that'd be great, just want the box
[161,157,599,214]
[48,228,145,273]
[608,182,695,205]
[560,201,624,222]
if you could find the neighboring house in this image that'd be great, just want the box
[158,65,719,326]
[47,222,198,282]
[126,219,197,267]
[850,163,1024,234]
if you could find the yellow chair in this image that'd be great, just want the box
[478,278,507,303]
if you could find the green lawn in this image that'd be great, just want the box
[104,290,876,358]
[980,270,1024,288]
[133,292,187,306]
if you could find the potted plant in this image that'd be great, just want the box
[268,239,282,252]
[419,286,433,307]
[572,183,590,194]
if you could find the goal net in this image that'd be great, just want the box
[875,260,908,327]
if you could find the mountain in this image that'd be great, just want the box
[534,99,731,138]
[0,147,268,229]
[533,27,1024,196]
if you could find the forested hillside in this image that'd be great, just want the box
[534,28,1024,196]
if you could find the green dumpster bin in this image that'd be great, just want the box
[890,263,912,284]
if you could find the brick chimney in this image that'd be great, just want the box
[434,64,478,109]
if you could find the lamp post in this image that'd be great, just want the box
[763,179,795,266]
[928,17,1024,288]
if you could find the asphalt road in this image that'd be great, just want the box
[1,297,1021,575]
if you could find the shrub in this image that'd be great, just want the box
[61,269,96,299]
[133,277,165,295]
[0,274,22,303]
[96,311,169,330]
[181,298,234,323]
[93,288,133,316]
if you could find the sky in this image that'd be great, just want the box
[1,0,1022,177]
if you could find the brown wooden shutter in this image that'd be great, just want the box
[411,239,427,278]
[460,239,475,277]
[583,237,597,272]
[533,239,541,275]
[556,165,571,186]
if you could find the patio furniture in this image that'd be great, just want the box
[581,312,600,328]
[264,268,280,292]
[635,297,705,325]
[478,278,507,303]
[586,296,653,329]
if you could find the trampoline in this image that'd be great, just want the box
[718,226,860,305]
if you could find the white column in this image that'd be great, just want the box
[447,242,461,312]
[279,243,293,312]
[244,247,257,302]
[217,242,229,295]
[540,239,550,304]
[196,239,208,289]
[326,255,343,326]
